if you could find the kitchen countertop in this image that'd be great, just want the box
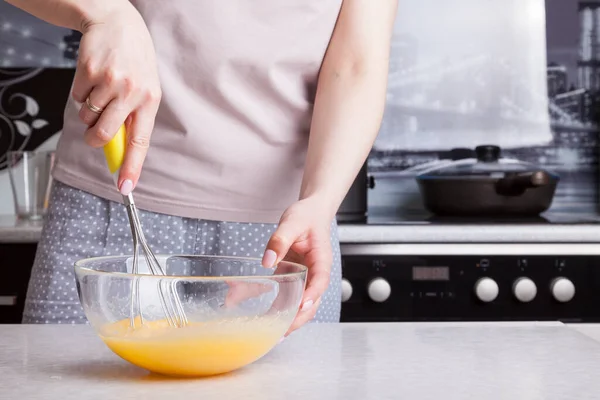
[6,213,600,244]
[3,322,600,399]
[0,215,43,243]
[338,223,600,243]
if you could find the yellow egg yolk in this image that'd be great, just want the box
[99,316,286,377]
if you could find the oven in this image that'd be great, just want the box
[340,242,600,323]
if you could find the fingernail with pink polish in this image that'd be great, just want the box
[120,179,133,196]
[262,249,277,268]
[301,299,313,312]
[278,337,285,344]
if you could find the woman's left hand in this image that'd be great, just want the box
[262,197,333,336]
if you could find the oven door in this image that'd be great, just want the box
[340,243,600,323]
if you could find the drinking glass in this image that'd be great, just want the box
[7,151,55,220]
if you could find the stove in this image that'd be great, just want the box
[338,211,600,323]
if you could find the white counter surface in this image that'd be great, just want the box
[337,222,600,243]
[2,322,600,399]
[0,215,43,243]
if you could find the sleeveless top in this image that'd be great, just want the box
[52,0,342,223]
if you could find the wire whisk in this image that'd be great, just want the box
[102,124,187,328]
[122,193,188,329]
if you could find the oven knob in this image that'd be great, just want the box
[368,278,391,303]
[341,278,353,302]
[551,277,575,303]
[513,277,537,303]
[474,277,499,302]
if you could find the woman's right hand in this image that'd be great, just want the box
[73,2,162,196]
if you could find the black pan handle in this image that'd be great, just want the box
[496,171,550,196]
[504,171,549,187]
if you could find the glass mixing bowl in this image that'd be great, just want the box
[74,255,307,377]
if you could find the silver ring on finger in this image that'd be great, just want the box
[85,97,104,114]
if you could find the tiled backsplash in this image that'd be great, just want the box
[1,0,597,218]
[369,0,600,218]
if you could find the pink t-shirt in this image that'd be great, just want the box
[52,0,342,223]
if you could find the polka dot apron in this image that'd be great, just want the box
[22,180,342,324]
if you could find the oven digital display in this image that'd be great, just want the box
[412,266,450,281]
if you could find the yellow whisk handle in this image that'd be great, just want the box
[103,124,127,175]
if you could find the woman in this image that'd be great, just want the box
[9,0,397,335]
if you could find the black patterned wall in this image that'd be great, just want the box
[0,68,74,170]
[0,2,78,173]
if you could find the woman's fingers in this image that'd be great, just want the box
[224,262,289,308]
[301,246,332,313]
[262,214,303,268]
[78,86,117,128]
[79,64,142,141]
[118,99,160,194]
[285,298,320,336]
[280,247,330,337]
[77,68,161,193]
[83,100,129,148]
[224,281,275,308]
[80,88,160,193]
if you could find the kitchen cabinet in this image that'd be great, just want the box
[0,243,37,323]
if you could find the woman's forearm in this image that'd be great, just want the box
[5,0,126,31]
[299,0,398,218]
